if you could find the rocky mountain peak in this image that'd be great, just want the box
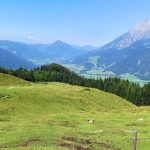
[129,20,150,40]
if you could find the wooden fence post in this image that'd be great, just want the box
[132,130,137,150]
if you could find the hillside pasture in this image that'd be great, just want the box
[0,80,149,150]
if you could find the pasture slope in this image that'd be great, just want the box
[0,73,31,86]
[0,73,149,150]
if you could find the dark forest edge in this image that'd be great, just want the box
[0,63,149,106]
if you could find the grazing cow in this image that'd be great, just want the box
[88,119,95,123]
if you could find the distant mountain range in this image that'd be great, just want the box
[107,39,150,80]
[0,40,91,68]
[70,20,150,80]
[0,48,34,69]
[0,20,150,81]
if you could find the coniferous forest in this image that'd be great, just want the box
[0,63,149,106]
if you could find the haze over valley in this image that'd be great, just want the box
[1,20,150,83]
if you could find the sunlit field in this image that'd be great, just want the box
[0,74,149,150]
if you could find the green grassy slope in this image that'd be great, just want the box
[0,82,135,116]
[0,73,31,86]
[0,75,149,150]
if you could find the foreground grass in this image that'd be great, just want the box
[0,108,150,150]
[0,80,149,150]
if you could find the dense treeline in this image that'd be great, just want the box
[0,64,149,106]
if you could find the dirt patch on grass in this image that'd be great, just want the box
[60,143,91,150]
[63,136,77,142]
[59,136,121,150]
[60,121,77,127]
[60,143,73,149]
[0,145,10,149]
[75,146,91,150]
[59,136,92,150]
[20,138,45,147]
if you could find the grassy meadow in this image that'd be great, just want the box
[0,74,150,150]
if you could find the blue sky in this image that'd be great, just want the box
[0,0,150,46]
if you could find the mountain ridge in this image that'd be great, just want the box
[69,20,150,80]
[0,48,35,69]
